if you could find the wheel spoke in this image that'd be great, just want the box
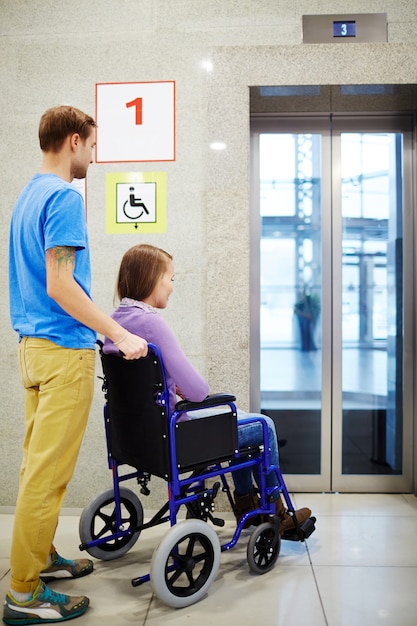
[96,510,115,528]
[94,505,118,535]
[185,570,196,588]
[185,536,196,557]
[167,565,185,585]
[193,549,209,564]
[168,546,182,563]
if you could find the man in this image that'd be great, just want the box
[4,105,147,625]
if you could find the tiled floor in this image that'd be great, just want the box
[2,493,417,625]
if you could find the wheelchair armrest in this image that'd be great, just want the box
[175,393,236,412]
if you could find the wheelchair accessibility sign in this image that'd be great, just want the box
[117,183,156,223]
[106,172,166,233]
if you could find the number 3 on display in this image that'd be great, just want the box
[126,98,143,125]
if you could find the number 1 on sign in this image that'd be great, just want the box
[126,98,143,125]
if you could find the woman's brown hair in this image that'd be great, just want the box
[116,244,172,302]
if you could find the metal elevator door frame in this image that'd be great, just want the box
[250,113,415,493]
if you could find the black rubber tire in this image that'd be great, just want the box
[79,487,143,560]
[247,521,281,574]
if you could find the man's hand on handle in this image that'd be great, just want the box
[115,332,148,359]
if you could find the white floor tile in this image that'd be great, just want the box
[294,492,417,516]
[1,494,417,625]
[0,515,14,559]
[315,565,417,626]
[146,564,325,626]
[309,514,417,567]
[0,560,10,581]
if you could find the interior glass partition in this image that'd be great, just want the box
[251,108,414,492]
[340,131,403,476]
[259,132,322,476]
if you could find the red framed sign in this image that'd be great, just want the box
[95,81,176,163]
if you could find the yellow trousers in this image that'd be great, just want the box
[10,337,95,593]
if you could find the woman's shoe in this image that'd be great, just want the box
[275,497,311,536]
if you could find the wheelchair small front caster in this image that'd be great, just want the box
[247,521,281,575]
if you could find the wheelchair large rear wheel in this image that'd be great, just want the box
[247,521,281,574]
[79,487,143,561]
[150,519,221,608]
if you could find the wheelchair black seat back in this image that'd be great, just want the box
[101,350,239,479]
[79,343,316,609]
[101,350,169,478]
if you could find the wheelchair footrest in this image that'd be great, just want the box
[281,516,316,542]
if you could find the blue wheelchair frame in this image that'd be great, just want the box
[79,342,315,607]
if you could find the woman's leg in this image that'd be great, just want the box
[231,411,279,493]
[233,411,312,533]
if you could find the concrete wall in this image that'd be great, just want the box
[1,0,416,509]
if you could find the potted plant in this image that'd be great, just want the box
[294,288,320,351]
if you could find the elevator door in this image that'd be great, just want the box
[250,115,414,492]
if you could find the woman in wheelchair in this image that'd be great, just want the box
[103,244,311,536]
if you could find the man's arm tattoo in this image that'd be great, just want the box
[46,246,76,273]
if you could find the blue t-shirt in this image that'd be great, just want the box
[9,173,97,349]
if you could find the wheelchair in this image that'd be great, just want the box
[79,342,316,608]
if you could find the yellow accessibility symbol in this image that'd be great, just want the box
[106,172,166,234]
